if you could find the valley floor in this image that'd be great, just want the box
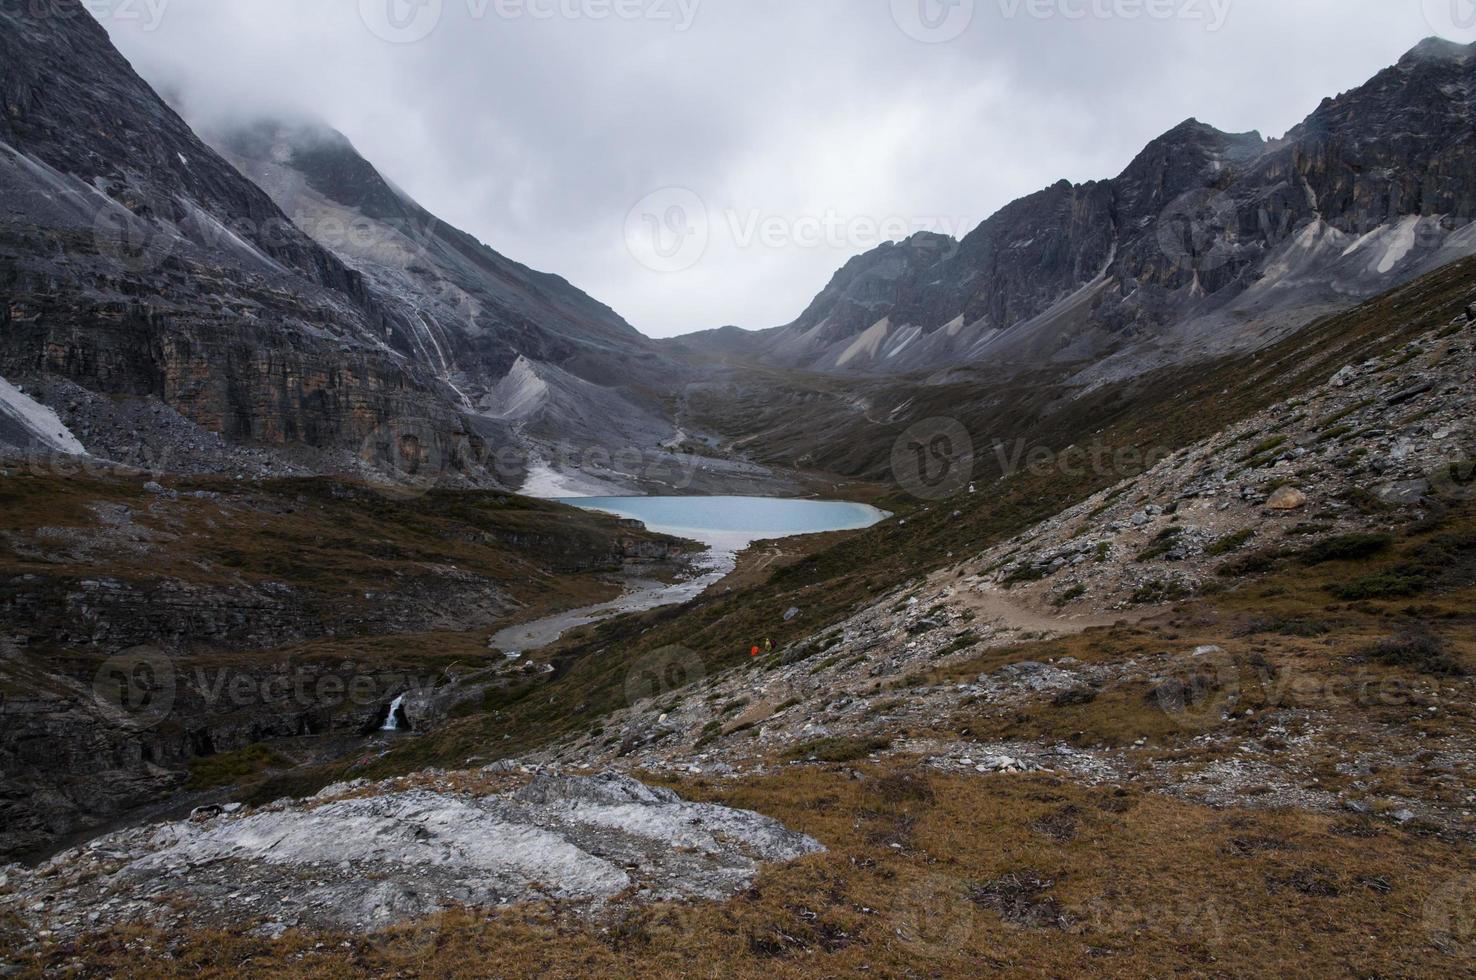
[3,284,1474,978]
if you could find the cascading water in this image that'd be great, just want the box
[381,694,406,732]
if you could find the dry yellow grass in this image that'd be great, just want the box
[10,762,1474,978]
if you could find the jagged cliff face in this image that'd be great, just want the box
[701,39,1476,376]
[0,0,490,473]
[202,119,682,449]
[0,1,693,485]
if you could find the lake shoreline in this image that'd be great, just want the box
[490,496,890,654]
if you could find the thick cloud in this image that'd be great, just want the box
[94,0,1441,337]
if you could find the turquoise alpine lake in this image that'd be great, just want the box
[488,496,889,654]
[558,495,889,550]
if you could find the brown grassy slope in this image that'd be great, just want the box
[0,472,687,669]
[14,766,1471,978]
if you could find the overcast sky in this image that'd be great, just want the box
[96,0,1457,338]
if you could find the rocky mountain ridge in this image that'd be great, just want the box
[680,38,1476,379]
[0,0,483,480]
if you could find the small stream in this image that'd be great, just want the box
[488,496,888,654]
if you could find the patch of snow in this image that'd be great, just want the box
[835,317,891,368]
[519,456,629,499]
[486,357,551,421]
[1375,215,1420,274]
[0,376,86,455]
[884,324,922,359]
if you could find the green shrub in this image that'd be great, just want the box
[1317,399,1374,429]
[186,744,289,791]
[1300,534,1393,565]
[1206,529,1255,556]
[1240,436,1288,462]
[939,632,981,656]
[784,735,893,763]
[1135,526,1183,563]
[1051,584,1087,607]
[1132,578,1192,604]
[1002,564,1047,587]
[1330,573,1429,601]
[1365,632,1464,676]
[1217,549,1286,578]
[1342,488,1393,515]
[1240,617,1331,637]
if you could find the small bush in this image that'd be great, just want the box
[1132,578,1192,604]
[1317,399,1374,429]
[186,744,289,791]
[1135,527,1183,563]
[939,632,981,656]
[1365,632,1464,676]
[1329,573,1429,601]
[1206,529,1255,556]
[1217,548,1286,578]
[1002,564,1047,587]
[1240,436,1288,462]
[1051,585,1087,607]
[1300,534,1393,565]
[784,735,893,763]
[1342,488,1393,515]
[1239,617,1331,638]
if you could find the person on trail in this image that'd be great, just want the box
[751,645,761,658]
[763,638,774,653]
